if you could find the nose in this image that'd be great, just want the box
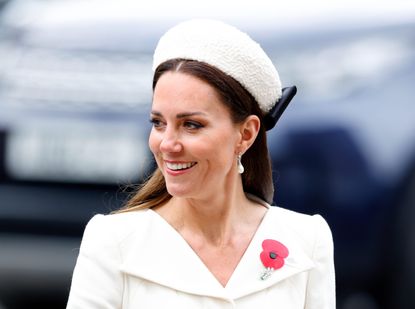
[159,127,183,153]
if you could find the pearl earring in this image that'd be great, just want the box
[237,153,244,174]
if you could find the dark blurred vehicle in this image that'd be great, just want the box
[0,1,414,309]
[265,22,415,309]
[0,1,155,308]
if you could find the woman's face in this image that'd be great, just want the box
[149,71,242,200]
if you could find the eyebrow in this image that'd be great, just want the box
[151,111,207,118]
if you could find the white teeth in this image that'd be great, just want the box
[166,162,196,171]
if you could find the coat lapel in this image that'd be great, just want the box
[120,209,228,299]
[120,207,315,300]
[225,207,315,299]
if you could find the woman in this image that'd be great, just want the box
[67,19,335,308]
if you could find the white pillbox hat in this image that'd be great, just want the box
[153,19,282,113]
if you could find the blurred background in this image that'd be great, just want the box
[0,0,414,308]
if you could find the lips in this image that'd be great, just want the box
[165,161,197,171]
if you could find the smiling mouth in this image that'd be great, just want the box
[165,162,197,171]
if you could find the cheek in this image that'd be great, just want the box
[206,136,238,168]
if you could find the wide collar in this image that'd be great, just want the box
[120,207,314,301]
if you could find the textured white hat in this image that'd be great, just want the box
[153,19,282,113]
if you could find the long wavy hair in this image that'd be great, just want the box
[118,59,274,212]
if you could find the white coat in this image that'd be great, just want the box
[66,204,335,309]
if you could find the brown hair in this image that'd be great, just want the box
[118,59,274,212]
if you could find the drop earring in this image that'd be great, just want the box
[237,153,244,174]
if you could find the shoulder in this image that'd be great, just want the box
[267,205,331,231]
[80,209,151,249]
[266,206,333,255]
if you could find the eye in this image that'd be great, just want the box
[149,118,165,129]
[184,120,203,130]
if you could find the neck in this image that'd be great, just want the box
[181,193,245,245]
[159,185,265,247]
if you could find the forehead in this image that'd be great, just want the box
[152,71,228,115]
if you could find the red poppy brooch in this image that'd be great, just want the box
[260,239,289,280]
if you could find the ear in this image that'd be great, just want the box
[237,115,260,154]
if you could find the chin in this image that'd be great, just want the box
[166,185,194,198]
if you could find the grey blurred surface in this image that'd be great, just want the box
[0,235,79,292]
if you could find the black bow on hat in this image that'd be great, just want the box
[264,86,297,131]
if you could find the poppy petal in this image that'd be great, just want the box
[262,239,289,258]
